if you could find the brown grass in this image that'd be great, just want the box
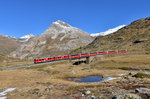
[91,54,150,70]
[0,53,150,98]
[0,59,33,68]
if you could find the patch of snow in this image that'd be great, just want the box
[60,34,66,41]
[52,20,77,33]
[51,34,58,39]
[103,77,121,81]
[53,20,71,28]
[118,74,125,76]
[0,96,7,99]
[49,21,80,39]
[20,33,34,42]
[90,33,101,37]
[90,25,126,37]
[0,88,16,99]
[0,33,35,42]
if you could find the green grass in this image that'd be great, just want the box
[133,72,150,78]
[45,82,53,86]
[119,67,130,70]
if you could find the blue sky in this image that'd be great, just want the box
[0,0,150,37]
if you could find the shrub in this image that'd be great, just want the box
[133,72,150,78]
[119,67,130,70]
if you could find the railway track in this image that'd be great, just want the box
[1,50,129,70]
[1,60,65,70]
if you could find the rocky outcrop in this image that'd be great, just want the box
[112,93,142,99]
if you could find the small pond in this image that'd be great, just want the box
[67,76,121,83]
[67,76,103,83]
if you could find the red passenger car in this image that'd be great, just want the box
[70,54,80,59]
[97,51,107,55]
[118,50,127,53]
[81,53,89,57]
[108,50,117,54]
[90,52,97,56]
[61,55,70,60]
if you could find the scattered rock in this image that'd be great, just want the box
[45,88,51,93]
[85,90,91,95]
[28,88,42,97]
[125,94,142,99]
[91,95,96,99]
[71,70,76,75]
[112,93,142,99]
[136,88,150,94]
[17,87,24,92]
[48,85,54,88]
[82,90,91,96]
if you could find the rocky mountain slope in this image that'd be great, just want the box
[73,17,150,53]
[11,20,94,59]
[0,34,21,55]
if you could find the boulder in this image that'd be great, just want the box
[112,93,142,99]
[135,88,150,94]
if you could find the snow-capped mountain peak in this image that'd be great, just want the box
[90,25,126,37]
[53,20,71,28]
[20,33,34,42]
[43,20,86,40]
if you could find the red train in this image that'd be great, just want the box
[34,50,127,64]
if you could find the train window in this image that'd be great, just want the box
[98,51,105,53]
[81,53,88,55]
[119,50,125,51]
[108,51,115,52]
[64,56,69,58]
[90,52,96,54]
[71,54,78,56]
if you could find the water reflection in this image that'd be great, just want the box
[68,76,103,83]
